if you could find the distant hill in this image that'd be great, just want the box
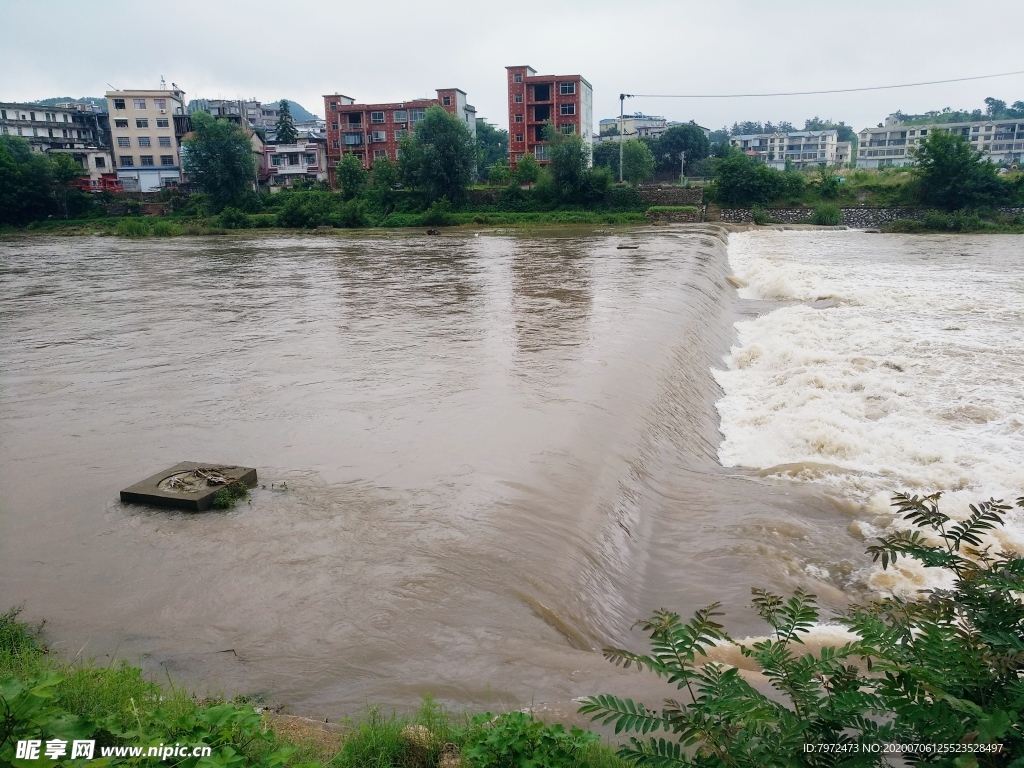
[267,101,317,122]
[33,96,106,108]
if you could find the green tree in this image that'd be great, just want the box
[0,137,85,226]
[913,130,1009,211]
[543,124,591,199]
[399,105,475,203]
[651,124,711,174]
[275,99,299,145]
[182,112,256,211]
[335,152,367,200]
[476,120,509,182]
[581,492,1024,766]
[487,158,511,186]
[592,141,620,178]
[512,152,540,186]
[621,139,655,185]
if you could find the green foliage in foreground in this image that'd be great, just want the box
[809,204,841,226]
[883,210,1024,234]
[1,612,630,767]
[212,480,250,510]
[581,492,1024,767]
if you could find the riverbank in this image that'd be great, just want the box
[0,609,628,767]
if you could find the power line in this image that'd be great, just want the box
[624,69,1024,99]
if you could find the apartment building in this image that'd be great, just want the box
[595,116,711,144]
[265,137,328,188]
[106,85,187,191]
[322,89,476,181]
[729,130,840,169]
[507,65,592,166]
[0,102,106,151]
[856,117,1024,168]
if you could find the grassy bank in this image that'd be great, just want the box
[881,208,1024,234]
[0,609,630,767]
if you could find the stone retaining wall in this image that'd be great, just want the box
[716,206,1023,228]
[646,208,704,223]
[638,185,703,206]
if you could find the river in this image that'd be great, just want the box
[1,227,1021,716]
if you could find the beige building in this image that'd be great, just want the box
[857,116,1024,168]
[106,85,186,191]
[730,130,841,169]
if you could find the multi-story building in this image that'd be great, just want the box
[730,130,840,169]
[322,89,476,181]
[264,137,328,189]
[835,141,853,167]
[0,102,106,152]
[106,85,187,191]
[856,117,1024,168]
[595,116,711,144]
[506,65,592,167]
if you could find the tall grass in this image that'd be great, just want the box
[115,218,151,237]
[810,203,842,225]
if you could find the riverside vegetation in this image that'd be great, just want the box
[2,110,1021,237]
[4,492,1023,766]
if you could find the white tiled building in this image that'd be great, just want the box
[856,116,1024,168]
[265,138,328,188]
[730,130,840,169]
[106,85,187,191]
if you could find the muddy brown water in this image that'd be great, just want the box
[0,229,865,717]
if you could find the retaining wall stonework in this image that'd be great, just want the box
[717,206,1023,228]
[646,208,704,223]
[638,186,704,206]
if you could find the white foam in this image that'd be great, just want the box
[716,231,1024,592]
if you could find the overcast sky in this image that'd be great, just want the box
[2,0,1022,134]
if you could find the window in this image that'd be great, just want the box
[117,136,130,147]
[154,98,166,110]
[513,94,523,103]
[138,137,151,147]
[560,124,575,134]
[534,145,549,161]
[442,96,451,106]
[515,152,523,160]
[514,114,523,123]
[532,84,550,101]
[393,110,408,122]
[94,157,105,168]
[559,82,575,95]
[331,123,338,130]
[114,119,128,128]
[332,140,340,149]
[409,108,426,124]
[0,110,5,120]
[394,129,407,139]
[288,154,299,165]
[373,149,387,159]
[304,154,317,165]
[158,136,171,147]
[136,118,148,128]
[271,156,284,167]
[342,133,363,145]
[140,155,154,166]
[156,118,169,128]
[515,134,523,142]
[133,98,146,109]
[560,103,576,116]
[330,101,337,110]
[371,131,386,142]
[513,74,522,83]
[113,98,126,110]
[119,155,133,166]
[371,111,385,123]
[160,155,174,166]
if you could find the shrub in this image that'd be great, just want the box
[115,218,150,237]
[810,203,841,226]
[247,213,279,228]
[218,206,250,229]
[581,492,1024,765]
[604,185,645,212]
[211,480,249,510]
[151,220,183,237]
[459,711,599,768]
[277,191,338,228]
[751,205,777,225]
[421,198,457,227]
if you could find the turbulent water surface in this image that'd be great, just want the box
[1,228,1021,715]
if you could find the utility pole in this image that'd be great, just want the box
[618,93,625,183]
[679,150,686,185]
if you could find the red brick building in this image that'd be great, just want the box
[506,65,593,168]
[323,89,476,184]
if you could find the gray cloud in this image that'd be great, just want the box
[1,0,1022,133]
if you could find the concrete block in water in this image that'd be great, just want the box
[120,462,257,511]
